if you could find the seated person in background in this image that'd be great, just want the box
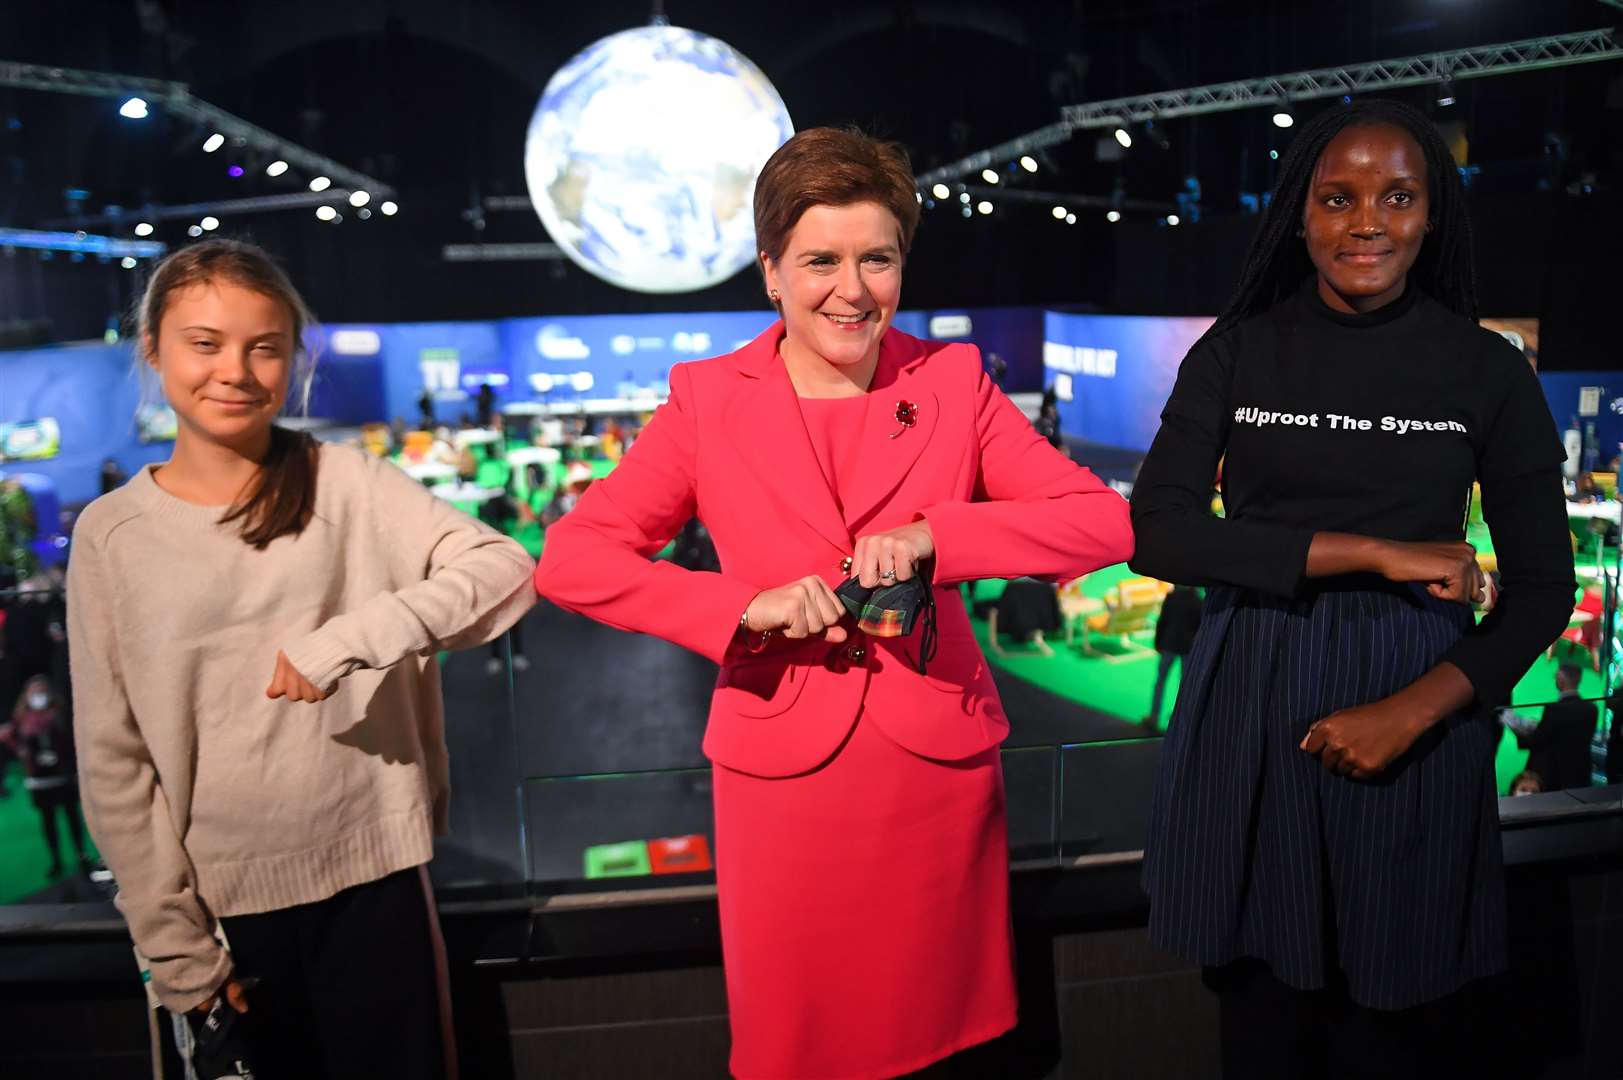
[542,461,594,527]
[1508,770,1543,797]
[1501,664,1597,791]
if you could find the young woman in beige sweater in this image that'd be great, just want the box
[67,239,535,1078]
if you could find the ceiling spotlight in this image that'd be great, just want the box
[203,133,225,153]
[1065,213,1076,224]
[961,206,972,218]
[134,222,154,237]
[118,97,149,119]
[200,216,219,231]
[1436,77,1456,107]
[349,190,371,207]
[316,205,338,221]
[357,208,372,220]
[1052,206,1067,220]
[981,169,999,184]
[120,256,137,269]
[380,200,398,216]
[186,224,203,237]
[309,176,332,192]
[1269,149,1280,160]
[1166,214,1181,226]
[1106,210,1122,223]
[1272,107,1294,128]
[977,200,993,215]
[959,192,970,204]
[932,183,950,199]
[227,165,244,178]
[266,160,289,177]
[1114,127,1133,148]
[1019,155,1038,173]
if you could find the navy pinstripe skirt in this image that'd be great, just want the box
[1143,580,1507,1010]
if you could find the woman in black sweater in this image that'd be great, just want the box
[1131,99,1574,1077]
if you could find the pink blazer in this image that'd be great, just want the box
[533,322,1134,778]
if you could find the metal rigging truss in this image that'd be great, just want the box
[0,60,394,199]
[918,27,1622,186]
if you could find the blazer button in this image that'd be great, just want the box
[846,645,867,663]
[840,556,853,574]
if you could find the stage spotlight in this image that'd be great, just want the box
[1052,206,1067,220]
[187,225,203,237]
[981,169,999,184]
[1269,149,1279,160]
[349,190,370,207]
[380,201,398,216]
[134,222,154,237]
[961,206,972,218]
[1019,155,1038,173]
[227,165,244,177]
[1166,214,1181,226]
[932,183,950,199]
[1272,107,1294,128]
[358,208,372,220]
[1107,210,1122,223]
[316,205,338,221]
[203,133,225,153]
[201,216,219,231]
[119,97,149,119]
[1114,127,1133,148]
[120,257,137,269]
[977,200,993,215]
[1436,78,1456,107]
[309,176,332,192]
[266,160,289,177]
[959,192,970,204]
[1065,213,1076,224]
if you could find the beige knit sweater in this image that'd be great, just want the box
[66,442,536,1011]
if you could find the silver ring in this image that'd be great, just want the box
[879,569,897,581]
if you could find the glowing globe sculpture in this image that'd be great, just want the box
[524,24,794,294]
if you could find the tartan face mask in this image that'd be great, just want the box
[833,572,939,674]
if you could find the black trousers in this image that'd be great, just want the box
[1205,958,1506,1080]
[211,866,448,1080]
[30,783,86,866]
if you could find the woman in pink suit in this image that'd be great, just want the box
[534,127,1133,1079]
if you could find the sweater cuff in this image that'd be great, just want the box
[282,624,357,692]
[157,940,234,1014]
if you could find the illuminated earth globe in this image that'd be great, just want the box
[524,24,794,294]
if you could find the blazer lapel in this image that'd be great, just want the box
[838,332,938,527]
[724,324,853,555]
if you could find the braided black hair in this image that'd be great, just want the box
[1202,98,1476,344]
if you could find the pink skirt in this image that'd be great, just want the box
[712,711,1017,1079]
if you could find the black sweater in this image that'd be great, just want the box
[1130,280,1576,709]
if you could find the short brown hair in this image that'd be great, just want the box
[138,238,319,550]
[753,127,921,265]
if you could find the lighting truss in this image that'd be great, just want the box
[918,27,1622,186]
[441,243,566,262]
[0,60,394,199]
[40,191,361,230]
[955,185,1175,214]
[0,227,166,258]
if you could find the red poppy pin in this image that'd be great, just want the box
[889,399,918,439]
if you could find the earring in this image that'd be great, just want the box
[769,289,781,301]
